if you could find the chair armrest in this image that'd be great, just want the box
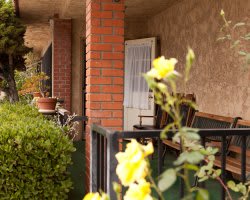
[138,115,156,126]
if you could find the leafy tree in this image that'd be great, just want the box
[0,0,31,102]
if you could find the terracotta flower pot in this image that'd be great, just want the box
[33,92,42,98]
[36,98,57,110]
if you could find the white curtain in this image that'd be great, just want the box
[124,43,151,109]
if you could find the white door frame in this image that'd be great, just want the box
[123,37,157,130]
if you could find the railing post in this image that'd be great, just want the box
[221,136,227,200]
[90,126,98,192]
[241,135,246,182]
[107,132,119,199]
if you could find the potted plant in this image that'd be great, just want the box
[19,72,57,111]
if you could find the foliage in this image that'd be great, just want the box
[0,102,75,199]
[18,71,49,97]
[0,0,31,102]
[217,9,250,69]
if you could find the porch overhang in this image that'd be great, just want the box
[14,0,177,54]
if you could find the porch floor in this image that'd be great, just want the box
[68,140,86,200]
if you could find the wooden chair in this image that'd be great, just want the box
[162,93,196,153]
[133,104,168,130]
[213,119,250,180]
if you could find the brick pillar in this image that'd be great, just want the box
[85,0,125,192]
[52,19,72,111]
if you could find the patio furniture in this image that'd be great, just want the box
[162,112,237,152]
[213,119,250,180]
[133,105,168,131]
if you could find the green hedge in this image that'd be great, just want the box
[0,103,75,199]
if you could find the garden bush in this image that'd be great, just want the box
[0,103,75,199]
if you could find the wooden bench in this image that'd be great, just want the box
[163,112,236,151]
[213,119,250,180]
[163,112,250,180]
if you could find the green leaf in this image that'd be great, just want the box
[227,180,237,190]
[184,163,199,171]
[196,189,209,200]
[174,151,204,165]
[158,168,177,191]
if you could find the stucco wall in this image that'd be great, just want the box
[144,0,250,118]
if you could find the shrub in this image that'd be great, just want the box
[0,103,75,199]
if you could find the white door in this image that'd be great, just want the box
[123,37,156,131]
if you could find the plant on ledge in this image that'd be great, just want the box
[18,71,49,98]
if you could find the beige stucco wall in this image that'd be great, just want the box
[71,18,85,140]
[125,20,148,40]
[143,0,250,119]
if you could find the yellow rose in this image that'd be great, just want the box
[124,180,153,200]
[83,193,101,200]
[115,140,154,186]
[83,192,108,200]
[147,56,177,79]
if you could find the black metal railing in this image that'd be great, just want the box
[91,124,250,199]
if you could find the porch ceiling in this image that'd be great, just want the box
[18,0,180,54]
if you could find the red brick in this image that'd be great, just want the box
[113,77,123,85]
[101,119,123,127]
[86,102,101,109]
[86,35,101,44]
[102,3,125,11]
[86,94,112,102]
[86,52,101,60]
[102,19,124,27]
[102,52,124,60]
[86,117,101,125]
[102,69,124,76]
[102,102,123,110]
[112,111,123,118]
[102,85,123,93]
[88,44,113,52]
[114,11,125,19]
[91,11,112,18]
[86,85,100,93]
[86,68,100,76]
[53,19,71,111]
[90,27,113,35]
[113,44,124,52]
[86,110,112,118]
[112,94,123,101]
[113,60,124,68]
[86,18,101,28]
[87,60,112,68]
[86,77,112,84]
[114,27,124,35]
[102,35,124,43]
